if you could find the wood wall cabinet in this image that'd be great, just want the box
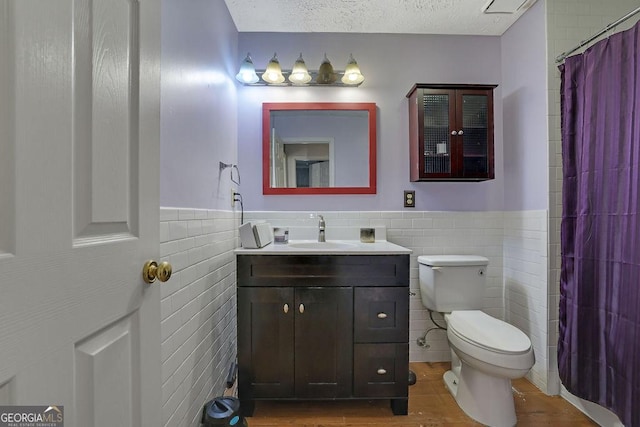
[407,83,497,181]
[237,254,410,416]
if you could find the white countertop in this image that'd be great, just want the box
[234,239,412,255]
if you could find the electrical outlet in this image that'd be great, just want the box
[404,190,415,208]
[231,188,236,208]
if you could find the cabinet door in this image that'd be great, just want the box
[294,287,353,398]
[418,88,457,179]
[353,343,409,398]
[456,89,494,179]
[354,287,409,343]
[238,287,294,398]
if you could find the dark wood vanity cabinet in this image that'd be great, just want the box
[237,286,353,399]
[407,83,497,181]
[237,254,410,416]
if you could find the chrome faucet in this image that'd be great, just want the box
[318,215,326,242]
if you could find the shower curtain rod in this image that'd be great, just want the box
[555,6,640,63]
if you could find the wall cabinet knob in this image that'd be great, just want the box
[299,303,305,314]
[377,312,388,319]
[458,130,464,135]
[451,130,458,136]
[283,303,289,314]
[377,368,387,375]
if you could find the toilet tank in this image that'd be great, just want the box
[418,255,489,312]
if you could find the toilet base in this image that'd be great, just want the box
[443,367,517,427]
[443,369,458,396]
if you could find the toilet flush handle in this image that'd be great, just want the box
[431,266,442,271]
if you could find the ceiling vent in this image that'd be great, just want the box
[482,0,533,14]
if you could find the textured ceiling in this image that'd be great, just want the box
[224,0,538,36]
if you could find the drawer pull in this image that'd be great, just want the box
[283,304,289,314]
[299,303,305,314]
[377,368,387,375]
[377,312,388,319]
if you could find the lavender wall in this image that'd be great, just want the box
[501,0,549,211]
[160,0,238,209]
[237,33,504,211]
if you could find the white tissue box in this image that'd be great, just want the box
[239,222,273,248]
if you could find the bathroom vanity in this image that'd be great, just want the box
[235,241,411,416]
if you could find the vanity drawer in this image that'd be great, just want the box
[237,255,409,287]
[354,287,409,343]
[353,343,408,398]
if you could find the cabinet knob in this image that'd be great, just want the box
[299,303,305,314]
[458,130,464,135]
[283,303,289,314]
[377,312,388,319]
[451,130,458,136]
[377,368,387,375]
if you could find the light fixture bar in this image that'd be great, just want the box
[243,70,364,87]
[235,53,365,87]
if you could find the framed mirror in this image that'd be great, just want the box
[262,102,377,195]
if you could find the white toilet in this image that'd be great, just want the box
[418,255,534,427]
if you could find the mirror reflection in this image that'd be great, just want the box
[263,103,377,195]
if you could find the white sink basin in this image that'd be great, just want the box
[287,241,358,250]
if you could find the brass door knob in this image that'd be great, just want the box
[142,260,172,284]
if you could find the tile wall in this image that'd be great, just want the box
[159,208,239,427]
[245,210,548,384]
[244,211,508,363]
[157,207,549,424]
[503,210,549,391]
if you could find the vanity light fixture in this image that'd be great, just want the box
[236,53,365,86]
[235,53,259,84]
[288,53,312,84]
[316,53,337,84]
[341,53,365,85]
[261,53,285,84]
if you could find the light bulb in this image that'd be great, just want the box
[235,53,259,84]
[341,54,364,85]
[261,53,285,84]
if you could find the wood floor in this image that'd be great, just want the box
[245,362,597,426]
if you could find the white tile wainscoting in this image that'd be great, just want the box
[159,208,239,427]
[156,208,549,427]
[244,210,548,391]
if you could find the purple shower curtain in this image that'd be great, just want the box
[559,20,640,427]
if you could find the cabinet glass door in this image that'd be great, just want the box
[461,94,489,177]
[422,93,451,175]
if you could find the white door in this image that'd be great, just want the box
[273,134,287,187]
[0,1,161,426]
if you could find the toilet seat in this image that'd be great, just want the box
[447,310,531,355]
[446,310,534,371]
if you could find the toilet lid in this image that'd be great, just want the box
[417,255,489,267]
[447,311,531,354]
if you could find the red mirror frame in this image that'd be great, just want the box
[262,102,377,195]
